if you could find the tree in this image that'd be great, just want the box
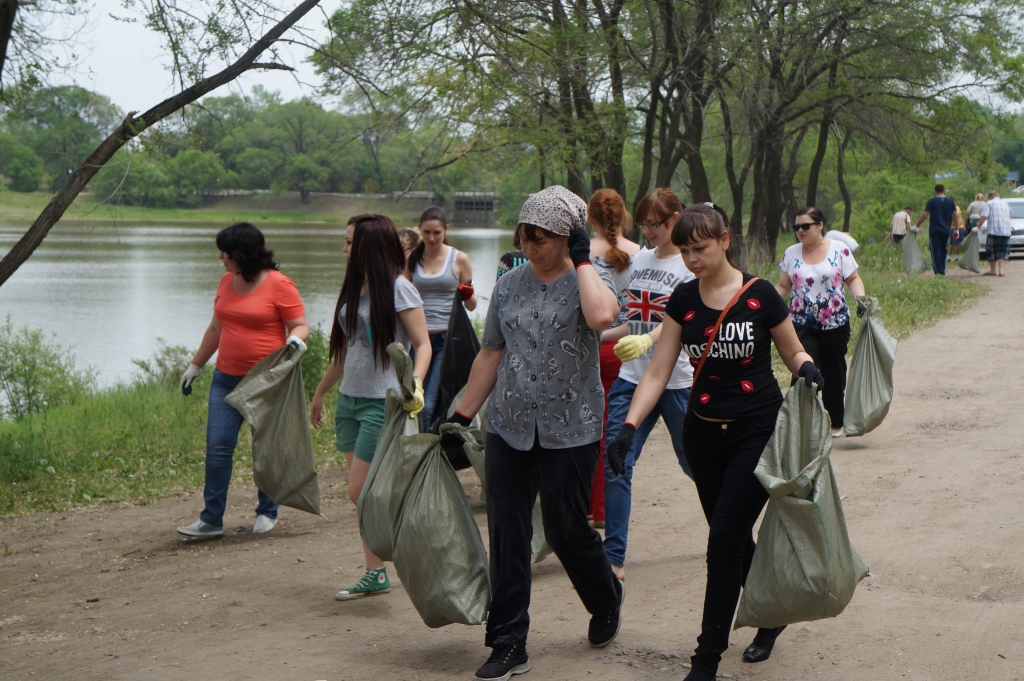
[0,132,43,191]
[0,0,324,288]
[280,153,328,202]
[167,149,237,201]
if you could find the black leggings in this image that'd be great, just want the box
[682,412,777,677]
[793,322,850,428]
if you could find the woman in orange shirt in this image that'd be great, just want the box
[176,222,310,538]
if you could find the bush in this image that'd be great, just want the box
[300,325,329,402]
[0,317,97,420]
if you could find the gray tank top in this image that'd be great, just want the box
[412,246,461,332]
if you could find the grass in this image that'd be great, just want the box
[0,351,341,517]
[753,237,983,384]
[0,189,431,226]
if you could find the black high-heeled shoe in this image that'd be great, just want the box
[742,625,786,663]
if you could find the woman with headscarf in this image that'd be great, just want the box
[442,186,625,681]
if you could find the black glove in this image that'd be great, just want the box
[798,361,825,392]
[440,411,473,449]
[606,423,636,476]
[856,303,867,318]
[567,227,592,269]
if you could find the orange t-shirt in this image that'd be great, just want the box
[214,270,306,375]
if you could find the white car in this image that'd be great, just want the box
[978,197,1024,257]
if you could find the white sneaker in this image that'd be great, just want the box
[176,519,224,537]
[253,514,277,534]
[831,428,843,438]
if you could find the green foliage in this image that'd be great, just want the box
[0,316,97,420]
[2,85,121,190]
[0,133,44,191]
[0,341,340,516]
[166,149,238,201]
[300,325,329,402]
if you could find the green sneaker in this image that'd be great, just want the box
[335,568,392,601]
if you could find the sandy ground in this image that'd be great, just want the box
[2,264,1023,681]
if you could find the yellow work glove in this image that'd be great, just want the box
[614,334,653,362]
[402,376,425,418]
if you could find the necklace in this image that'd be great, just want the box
[703,270,742,309]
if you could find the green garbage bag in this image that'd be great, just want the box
[903,233,928,276]
[391,424,491,627]
[358,343,420,562]
[958,231,981,273]
[224,344,321,516]
[735,383,868,630]
[844,296,897,437]
[452,391,551,562]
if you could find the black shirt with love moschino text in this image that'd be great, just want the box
[664,274,790,421]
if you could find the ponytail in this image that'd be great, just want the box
[588,188,630,272]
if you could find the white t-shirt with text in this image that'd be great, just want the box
[618,248,695,389]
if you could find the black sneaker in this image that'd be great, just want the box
[588,582,625,648]
[474,643,530,681]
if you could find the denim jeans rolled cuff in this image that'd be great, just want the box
[483,432,621,650]
[200,368,279,527]
[419,331,446,432]
[602,377,690,568]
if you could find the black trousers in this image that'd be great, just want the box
[682,413,777,677]
[793,322,851,428]
[484,432,622,649]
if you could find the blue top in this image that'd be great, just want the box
[925,196,956,233]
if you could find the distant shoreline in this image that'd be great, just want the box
[0,190,444,226]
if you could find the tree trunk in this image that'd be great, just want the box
[837,129,853,231]
[0,0,320,287]
[300,188,311,204]
[805,31,844,206]
[0,0,17,86]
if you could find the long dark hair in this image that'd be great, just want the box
[215,222,278,282]
[588,188,631,272]
[672,203,740,268]
[329,214,406,369]
[406,206,449,274]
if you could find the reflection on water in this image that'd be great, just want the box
[0,220,514,385]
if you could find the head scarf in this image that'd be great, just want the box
[518,185,588,236]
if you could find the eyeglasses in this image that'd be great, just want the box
[793,222,819,231]
[640,219,665,230]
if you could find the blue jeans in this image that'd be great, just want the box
[420,331,446,431]
[929,228,950,275]
[602,377,691,567]
[200,369,278,527]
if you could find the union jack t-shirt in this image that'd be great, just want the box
[618,248,695,389]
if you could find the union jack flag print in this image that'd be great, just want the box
[627,289,671,323]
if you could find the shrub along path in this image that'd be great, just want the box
[0,264,1020,680]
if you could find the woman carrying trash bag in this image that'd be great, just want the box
[406,206,477,431]
[442,186,625,681]
[309,214,432,601]
[177,222,310,538]
[775,207,865,437]
[605,204,822,681]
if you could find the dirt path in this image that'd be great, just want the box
[2,265,1022,681]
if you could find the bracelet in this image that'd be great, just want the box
[575,260,594,269]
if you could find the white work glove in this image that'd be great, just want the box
[180,363,201,396]
[972,226,980,233]
[910,226,920,234]
[614,334,654,362]
[286,335,307,353]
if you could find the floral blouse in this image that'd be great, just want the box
[779,239,858,330]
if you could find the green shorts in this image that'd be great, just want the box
[334,394,386,463]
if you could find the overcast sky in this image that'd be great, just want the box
[63,0,329,112]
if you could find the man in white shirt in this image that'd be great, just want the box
[889,206,911,244]
[978,190,1012,277]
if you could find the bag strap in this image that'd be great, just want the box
[691,277,760,387]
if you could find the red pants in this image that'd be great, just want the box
[590,340,622,522]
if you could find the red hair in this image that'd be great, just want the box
[588,189,630,272]
[635,188,686,226]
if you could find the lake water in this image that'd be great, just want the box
[0,220,514,385]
